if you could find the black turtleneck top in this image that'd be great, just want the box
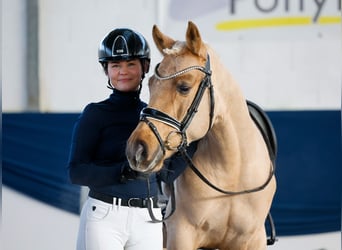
[67,89,158,199]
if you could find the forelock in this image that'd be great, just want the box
[162,41,185,55]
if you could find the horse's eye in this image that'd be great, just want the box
[177,84,190,94]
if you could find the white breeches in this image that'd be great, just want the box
[76,197,163,250]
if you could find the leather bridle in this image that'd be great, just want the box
[142,54,213,223]
[140,54,214,154]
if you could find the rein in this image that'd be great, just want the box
[180,148,275,195]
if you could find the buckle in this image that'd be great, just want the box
[128,198,141,207]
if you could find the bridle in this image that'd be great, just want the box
[140,54,214,154]
[142,54,213,223]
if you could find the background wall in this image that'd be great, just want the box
[3,0,341,112]
[2,0,341,249]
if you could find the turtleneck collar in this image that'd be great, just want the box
[108,88,141,107]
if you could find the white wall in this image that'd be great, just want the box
[38,0,162,112]
[160,0,341,110]
[2,0,341,112]
[2,0,27,111]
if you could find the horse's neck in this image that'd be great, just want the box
[193,48,271,190]
[206,101,250,163]
[203,55,254,169]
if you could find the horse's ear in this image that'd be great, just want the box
[186,21,206,58]
[152,25,176,55]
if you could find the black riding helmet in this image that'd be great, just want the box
[98,28,151,74]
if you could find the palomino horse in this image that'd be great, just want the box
[126,21,276,250]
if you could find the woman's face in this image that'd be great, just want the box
[107,59,143,92]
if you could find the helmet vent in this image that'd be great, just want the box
[112,35,129,57]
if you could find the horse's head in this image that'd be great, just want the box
[126,21,214,173]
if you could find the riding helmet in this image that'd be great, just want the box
[98,28,151,63]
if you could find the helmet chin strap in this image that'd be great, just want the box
[107,79,115,90]
[137,82,143,95]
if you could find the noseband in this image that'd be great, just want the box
[140,55,214,154]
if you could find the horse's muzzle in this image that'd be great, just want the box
[126,130,164,173]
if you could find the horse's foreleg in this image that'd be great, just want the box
[165,225,198,250]
[163,223,167,249]
[246,227,267,250]
[166,236,198,250]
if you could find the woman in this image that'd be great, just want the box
[67,28,162,250]
[68,28,198,250]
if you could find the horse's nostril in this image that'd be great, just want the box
[135,143,145,163]
[126,134,164,172]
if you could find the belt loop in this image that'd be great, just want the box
[113,197,120,210]
[112,197,115,210]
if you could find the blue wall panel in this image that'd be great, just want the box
[2,110,341,235]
